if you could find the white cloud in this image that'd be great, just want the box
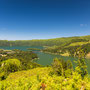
[80,24,88,27]
[80,24,84,27]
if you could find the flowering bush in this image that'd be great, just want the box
[0,67,90,90]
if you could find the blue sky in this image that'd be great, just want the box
[0,0,90,40]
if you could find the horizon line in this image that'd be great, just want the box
[0,35,90,41]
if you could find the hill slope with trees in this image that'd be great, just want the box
[0,35,90,46]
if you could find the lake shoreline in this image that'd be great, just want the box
[41,51,90,60]
[0,46,90,74]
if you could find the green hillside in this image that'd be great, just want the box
[0,35,90,46]
[0,35,90,90]
[42,37,90,58]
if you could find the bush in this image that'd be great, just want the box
[0,67,89,90]
[51,58,73,77]
[0,59,21,80]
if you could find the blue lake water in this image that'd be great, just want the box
[0,46,90,74]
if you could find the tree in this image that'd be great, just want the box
[52,58,73,77]
[66,60,73,70]
[52,58,64,76]
[0,59,21,80]
[75,47,88,79]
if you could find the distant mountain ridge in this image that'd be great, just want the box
[0,35,90,46]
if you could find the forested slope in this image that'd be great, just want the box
[0,35,90,46]
[42,35,90,58]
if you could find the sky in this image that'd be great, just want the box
[0,0,90,40]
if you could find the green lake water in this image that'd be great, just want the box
[0,46,90,74]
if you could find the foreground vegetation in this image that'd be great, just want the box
[0,58,90,90]
[0,48,90,90]
[0,49,41,80]
[0,67,90,90]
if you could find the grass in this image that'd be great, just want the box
[69,42,89,46]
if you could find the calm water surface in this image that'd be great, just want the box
[0,46,90,74]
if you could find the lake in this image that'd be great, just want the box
[0,46,90,74]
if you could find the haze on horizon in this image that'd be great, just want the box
[0,0,90,40]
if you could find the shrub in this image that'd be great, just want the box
[0,59,21,80]
[52,58,63,76]
[0,67,89,90]
[51,58,73,77]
